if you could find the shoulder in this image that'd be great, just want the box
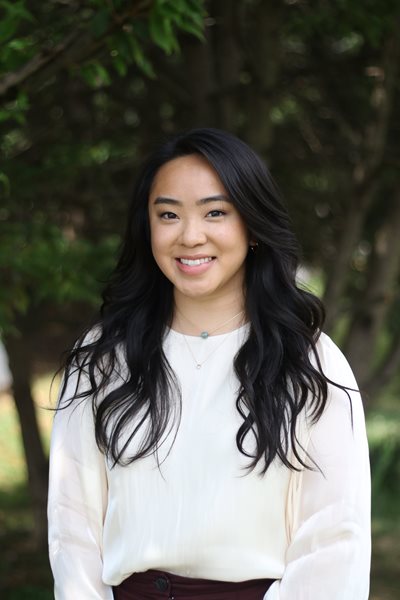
[310,332,366,437]
[290,333,368,472]
[79,324,103,348]
[313,331,358,390]
[58,326,102,404]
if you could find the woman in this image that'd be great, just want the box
[48,128,371,599]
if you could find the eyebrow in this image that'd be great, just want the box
[153,194,231,206]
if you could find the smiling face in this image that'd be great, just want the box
[148,154,250,304]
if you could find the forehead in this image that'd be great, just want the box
[149,155,226,200]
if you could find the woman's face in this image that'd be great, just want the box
[148,154,250,302]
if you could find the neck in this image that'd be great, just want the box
[172,290,246,336]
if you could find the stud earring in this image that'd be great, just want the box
[249,242,259,253]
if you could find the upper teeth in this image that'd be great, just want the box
[180,257,213,266]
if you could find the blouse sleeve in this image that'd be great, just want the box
[264,334,371,600]
[47,367,114,600]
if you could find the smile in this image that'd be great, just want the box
[175,256,216,275]
[178,257,214,266]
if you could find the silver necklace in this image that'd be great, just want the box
[176,308,245,339]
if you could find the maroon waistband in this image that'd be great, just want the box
[113,569,275,600]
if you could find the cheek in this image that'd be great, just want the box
[149,221,162,262]
[150,224,174,264]
[220,222,249,253]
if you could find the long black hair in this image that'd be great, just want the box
[60,127,335,474]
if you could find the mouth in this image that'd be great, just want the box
[175,255,216,274]
[177,256,215,266]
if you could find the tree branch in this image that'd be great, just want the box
[0,0,153,100]
[0,31,80,97]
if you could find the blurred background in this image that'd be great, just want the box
[0,0,399,598]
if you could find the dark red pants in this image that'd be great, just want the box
[113,569,275,599]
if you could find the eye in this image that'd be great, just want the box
[160,211,178,220]
[207,209,226,218]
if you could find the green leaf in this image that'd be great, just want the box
[128,35,156,78]
[80,62,111,87]
[176,18,204,40]
[112,56,128,77]
[153,0,205,42]
[0,17,18,42]
[149,10,176,54]
[90,8,111,38]
[0,0,35,23]
[0,173,10,196]
[0,110,12,123]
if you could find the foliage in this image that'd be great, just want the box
[1,0,400,383]
[0,0,206,335]
[0,222,119,333]
[0,0,205,88]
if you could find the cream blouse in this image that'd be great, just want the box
[47,327,371,599]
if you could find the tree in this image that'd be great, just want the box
[344,187,400,393]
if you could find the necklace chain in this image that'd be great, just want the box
[176,308,245,339]
[175,307,245,369]
[181,330,236,369]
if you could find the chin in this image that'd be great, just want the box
[176,283,217,299]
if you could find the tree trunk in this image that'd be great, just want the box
[243,0,285,156]
[5,333,49,550]
[181,28,216,127]
[343,189,400,389]
[366,332,400,402]
[323,182,377,331]
[211,0,243,131]
[323,28,400,330]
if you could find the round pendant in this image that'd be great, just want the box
[196,364,201,369]
[200,331,209,339]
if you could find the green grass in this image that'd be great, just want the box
[0,377,400,598]
[0,401,27,490]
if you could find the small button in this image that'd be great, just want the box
[154,575,169,592]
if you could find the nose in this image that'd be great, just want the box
[179,218,207,247]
